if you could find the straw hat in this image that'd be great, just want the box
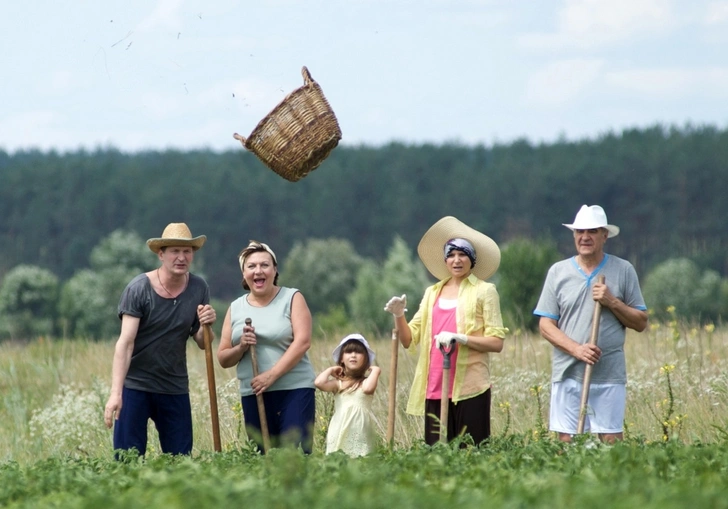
[146,223,207,253]
[562,205,620,238]
[332,333,376,364]
[417,216,501,281]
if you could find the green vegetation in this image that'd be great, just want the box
[2,323,728,507]
[2,440,728,508]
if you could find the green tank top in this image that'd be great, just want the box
[230,286,315,396]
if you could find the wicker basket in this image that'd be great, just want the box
[233,66,342,182]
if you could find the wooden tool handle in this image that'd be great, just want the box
[386,326,399,447]
[246,318,271,452]
[203,324,221,452]
[577,274,606,434]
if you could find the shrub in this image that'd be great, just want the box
[279,238,364,316]
[643,258,725,323]
[497,238,561,330]
[0,265,59,340]
[348,236,430,334]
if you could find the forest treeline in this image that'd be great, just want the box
[1,124,726,301]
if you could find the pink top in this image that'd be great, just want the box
[426,297,459,399]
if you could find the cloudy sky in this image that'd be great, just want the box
[2,0,727,153]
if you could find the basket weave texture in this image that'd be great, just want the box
[234,66,342,182]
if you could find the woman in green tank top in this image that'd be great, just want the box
[218,241,316,453]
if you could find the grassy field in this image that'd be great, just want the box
[2,318,726,461]
[1,321,728,507]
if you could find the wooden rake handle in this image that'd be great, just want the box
[246,318,272,452]
[203,324,221,452]
[577,274,606,434]
[386,323,399,447]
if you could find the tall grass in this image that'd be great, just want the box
[1,320,727,464]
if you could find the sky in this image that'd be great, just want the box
[2,0,727,153]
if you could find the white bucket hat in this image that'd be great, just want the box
[331,333,376,364]
[563,205,620,238]
[417,216,501,281]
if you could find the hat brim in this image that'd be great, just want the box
[562,224,620,238]
[417,216,501,281]
[332,334,376,365]
[147,235,207,253]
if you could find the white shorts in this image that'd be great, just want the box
[549,378,625,434]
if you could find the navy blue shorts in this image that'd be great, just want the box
[241,388,315,454]
[113,386,193,456]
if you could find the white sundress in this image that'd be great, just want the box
[325,382,378,457]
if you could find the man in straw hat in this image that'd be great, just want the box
[103,223,217,456]
[384,216,508,446]
[533,205,647,443]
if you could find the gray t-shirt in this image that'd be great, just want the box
[533,254,647,384]
[230,286,315,397]
[118,272,210,394]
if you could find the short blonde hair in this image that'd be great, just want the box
[238,240,279,290]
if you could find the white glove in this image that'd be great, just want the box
[384,294,407,318]
[435,332,468,347]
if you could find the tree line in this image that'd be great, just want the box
[0,123,727,337]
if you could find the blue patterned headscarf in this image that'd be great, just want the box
[444,238,476,268]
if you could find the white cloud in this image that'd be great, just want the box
[606,67,728,97]
[137,0,185,31]
[47,71,79,95]
[519,0,676,51]
[524,59,604,107]
[704,1,728,24]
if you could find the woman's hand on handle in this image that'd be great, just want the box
[435,332,467,347]
[384,294,412,348]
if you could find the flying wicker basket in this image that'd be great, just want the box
[233,66,342,182]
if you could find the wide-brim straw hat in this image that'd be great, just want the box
[146,223,207,253]
[417,216,501,281]
[332,333,376,365]
[562,204,620,238]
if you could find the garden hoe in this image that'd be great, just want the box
[439,339,456,443]
[577,275,606,434]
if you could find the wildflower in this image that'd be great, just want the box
[666,305,676,314]
[660,364,675,375]
[704,323,715,333]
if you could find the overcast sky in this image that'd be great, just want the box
[2,0,727,153]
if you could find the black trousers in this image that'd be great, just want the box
[424,388,491,446]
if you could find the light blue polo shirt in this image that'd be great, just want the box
[534,254,647,384]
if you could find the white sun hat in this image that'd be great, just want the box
[331,333,376,364]
[563,205,620,238]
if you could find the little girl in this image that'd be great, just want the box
[314,333,381,457]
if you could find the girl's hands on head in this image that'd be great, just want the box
[332,366,344,379]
